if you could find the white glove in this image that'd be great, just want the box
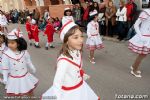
[83,74,90,81]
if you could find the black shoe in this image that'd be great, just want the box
[30,43,32,46]
[35,45,41,48]
[45,47,48,50]
[50,46,55,48]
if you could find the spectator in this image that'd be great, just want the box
[126,0,137,30]
[98,5,106,36]
[105,0,116,37]
[116,0,127,41]
[93,2,100,13]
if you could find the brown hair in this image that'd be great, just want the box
[120,0,125,7]
[59,25,82,59]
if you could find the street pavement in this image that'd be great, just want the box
[0,24,150,100]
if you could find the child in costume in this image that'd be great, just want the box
[2,28,39,96]
[41,21,100,100]
[86,10,104,64]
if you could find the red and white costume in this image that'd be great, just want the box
[25,17,34,41]
[31,19,40,46]
[41,21,99,100]
[0,32,7,74]
[44,21,56,47]
[2,29,38,96]
[0,43,7,74]
[62,7,74,25]
[129,9,150,54]
[0,14,8,27]
[86,20,104,50]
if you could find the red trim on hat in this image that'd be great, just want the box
[60,21,73,35]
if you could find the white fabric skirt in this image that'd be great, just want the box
[86,35,104,50]
[5,72,39,96]
[129,34,150,54]
[41,81,100,100]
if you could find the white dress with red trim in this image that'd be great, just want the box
[0,43,7,74]
[41,50,99,100]
[62,16,74,26]
[0,14,8,27]
[129,9,150,54]
[2,49,38,96]
[86,21,104,50]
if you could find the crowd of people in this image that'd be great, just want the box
[0,0,149,99]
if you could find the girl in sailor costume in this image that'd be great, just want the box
[86,10,104,64]
[62,7,74,25]
[128,9,150,78]
[0,11,8,33]
[25,16,34,46]
[1,28,39,96]
[0,31,7,83]
[41,21,100,100]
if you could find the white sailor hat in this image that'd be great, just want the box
[7,28,23,40]
[31,19,36,24]
[89,10,98,16]
[60,21,77,41]
[64,7,71,11]
[27,16,31,19]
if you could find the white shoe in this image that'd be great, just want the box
[130,70,142,78]
[130,66,141,74]
[89,56,95,60]
[90,60,96,64]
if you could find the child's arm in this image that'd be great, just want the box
[1,54,10,84]
[25,51,36,73]
[52,59,68,99]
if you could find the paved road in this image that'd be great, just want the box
[0,24,150,100]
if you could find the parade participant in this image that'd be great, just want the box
[31,19,40,48]
[1,28,39,96]
[0,28,7,83]
[44,16,56,50]
[41,21,99,100]
[25,16,34,46]
[128,9,150,78]
[86,10,104,64]
[62,7,74,25]
[0,10,8,33]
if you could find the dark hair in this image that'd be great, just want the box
[88,14,98,22]
[6,37,27,51]
[59,25,82,59]
[64,10,72,16]
[0,34,6,43]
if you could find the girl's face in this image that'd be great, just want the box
[94,15,98,21]
[0,36,4,45]
[66,10,71,16]
[67,29,84,50]
[94,3,98,7]
[8,40,18,51]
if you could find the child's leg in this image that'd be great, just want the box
[4,27,8,33]
[90,50,95,63]
[27,92,34,100]
[132,54,146,73]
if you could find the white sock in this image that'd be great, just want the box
[46,42,49,47]
[50,42,53,46]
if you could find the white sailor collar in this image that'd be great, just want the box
[3,48,26,61]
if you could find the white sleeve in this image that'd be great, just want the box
[116,9,120,16]
[71,16,74,22]
[87,23,92,38]
[52,59,68,100]
[2,54,10,83]
[62,17,65,25]
[25,51,36,73]
[134,18,142,36]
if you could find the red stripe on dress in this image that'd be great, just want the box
[62,80,83,90]
[9,72,28,78]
